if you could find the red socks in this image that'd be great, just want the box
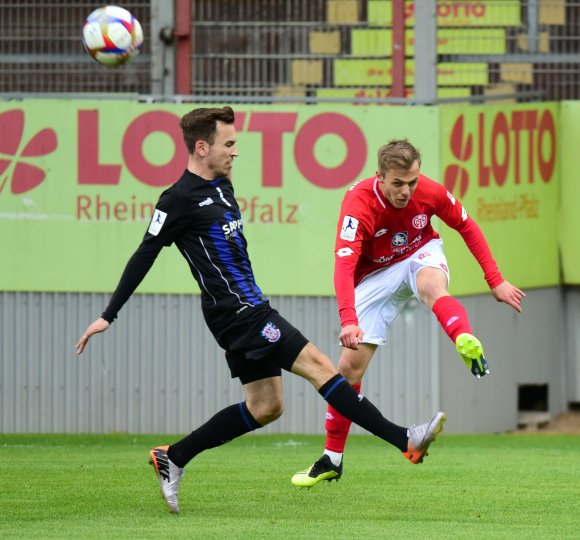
[324,382,361,453]
[432,295,472,342]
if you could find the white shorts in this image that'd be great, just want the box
[355,238,449,346]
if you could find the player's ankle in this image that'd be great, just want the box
[324,449,343,467]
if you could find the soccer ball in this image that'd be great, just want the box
[82,5,143,67]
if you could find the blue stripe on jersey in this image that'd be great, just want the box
[229,216,266,302]
[209,219,263,304]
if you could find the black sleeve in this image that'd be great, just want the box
[101,191,189,323]
[101,241,163,323]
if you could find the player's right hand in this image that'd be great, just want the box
[75,317,110,354]
[339,324,364,350]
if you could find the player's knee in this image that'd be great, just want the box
[338,361,363,384]
[248,397,284,425]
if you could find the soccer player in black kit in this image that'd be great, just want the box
[76,106,445,513]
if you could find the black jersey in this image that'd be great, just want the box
[101,169,268,337]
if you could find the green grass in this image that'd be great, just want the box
[1,433,579,539]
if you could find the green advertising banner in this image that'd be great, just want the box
[439,103,560,295]
[560,101,580,284]
[368,0,521,27]
[0,100,441,296]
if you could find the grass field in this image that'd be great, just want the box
[1,432,579,539]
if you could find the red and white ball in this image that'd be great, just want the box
[82,5,143,67]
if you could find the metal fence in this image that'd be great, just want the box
[0,0,151,94]
[1,0,579,102]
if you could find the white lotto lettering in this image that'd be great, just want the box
[148,209,167,236]
[337,247,354,257]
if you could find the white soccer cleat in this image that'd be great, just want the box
[149,445,184,513]
[403,411,446,464]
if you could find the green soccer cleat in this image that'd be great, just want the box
[291,454,342,488]
[456,333,489,379]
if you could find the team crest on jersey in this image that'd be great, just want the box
[261,322,281,343]
[392,232,408,246]
[340,215,359,241]
[412,214,428,229]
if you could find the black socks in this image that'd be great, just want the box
[319,374,408,452]
[168,402,262,468]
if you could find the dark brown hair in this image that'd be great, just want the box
[377,139,421,175]
[180,106,235,153]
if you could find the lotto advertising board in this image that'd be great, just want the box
[0,101,440,295]
[439,103,560,294]
[0,100,560,296]
[560,101,580,284]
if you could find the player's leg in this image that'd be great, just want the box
[322,262,409,459]
[290,343,445,485]
[325,345,376,454]
[291,344,375,487]
[150,345,282,513]
[414,254,488,378]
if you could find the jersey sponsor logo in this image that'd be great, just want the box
[446,191,456,205]
[148,209,167,236]
[461,207,468,221]
[374,228,388,237]
[340,215,359,241]
[336,247,354,257]
[222,218,243,238]
[261,321,281,343]
[412,214,428,229]
[199,197,214,207]
[418,251,431,260]
[373,254,395,264]
[392,232,408,246]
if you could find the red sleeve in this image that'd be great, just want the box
[333,194,371,327]
[334,253,359,327]
[433,185,503,289]
[454,217,504,289]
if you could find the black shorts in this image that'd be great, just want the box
[217,305,309,385]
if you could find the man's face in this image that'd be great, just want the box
[377,160,420,208]
[206,121,239,179]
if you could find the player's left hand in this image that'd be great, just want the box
[75,317,110,354]
[491,280,525,313]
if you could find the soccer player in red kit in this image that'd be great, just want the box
[292,139,525,488]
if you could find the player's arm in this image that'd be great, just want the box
[334,205,367,349]
[75,241,164,354]
[76,194,185,354]
[437,191,525,313]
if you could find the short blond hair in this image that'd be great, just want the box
[377,139,421,176]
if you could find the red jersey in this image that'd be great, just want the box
[334,174,504,327]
